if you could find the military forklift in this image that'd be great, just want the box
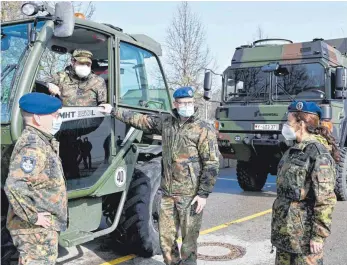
[203,38,347,201]
[1,2,172,263]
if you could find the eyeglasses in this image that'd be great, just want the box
[175,101,194,107]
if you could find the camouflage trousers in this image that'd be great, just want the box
[159,196,203,265]
[275,250,323,265]
[11,230,59,265]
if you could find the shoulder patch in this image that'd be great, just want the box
[20,156,36,173]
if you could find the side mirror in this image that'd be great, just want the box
[53,2,75,38]
[204,71,212,91]
[336,67,347,90]
[203,90,211,101]
[274,66,289,76]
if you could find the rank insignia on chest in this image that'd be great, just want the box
[77,89,84,96]
[20,156,36,173]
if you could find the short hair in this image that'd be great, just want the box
[21,110,33,124]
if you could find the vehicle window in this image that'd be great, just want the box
[35,27,109,107]
[119,42,170,111]
[56,111,113,191]
[224,67,269,102]
[1,21,44,123]
[273,63,325,100]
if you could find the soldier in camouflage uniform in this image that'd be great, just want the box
[4,93,68,265]
[100,86,220,265]
[46,49,107,178]
[271,101,338,265]
[46,49,107,106]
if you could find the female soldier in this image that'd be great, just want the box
[271,100,339,265]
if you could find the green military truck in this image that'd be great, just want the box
[1,2,172,263]
[204,38,347,200]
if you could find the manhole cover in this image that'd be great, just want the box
[197,242,246,261]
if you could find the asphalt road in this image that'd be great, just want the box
[13,168,347,265]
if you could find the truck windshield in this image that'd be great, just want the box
[224,67,269,102]
[224,63,325,102]
[273,63,325,101]
[1,21,44,123]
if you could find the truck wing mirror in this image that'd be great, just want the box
[54,2,75,38]
[204,71,212,91]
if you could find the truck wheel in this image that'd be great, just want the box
[114,157,162,257]
[236,160,268,191]
[335,147,347,201]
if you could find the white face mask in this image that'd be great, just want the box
[281,123,297,140]
[50,116,62,135]
[177,105,195,117]
[75,65,91,78]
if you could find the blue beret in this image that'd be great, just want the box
[19,93,62,115]
[173,86,194,99]
[288,100,322,119]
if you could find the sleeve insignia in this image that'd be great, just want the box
[20,156,36,173]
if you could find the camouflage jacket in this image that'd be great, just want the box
[48,66,106,106]
[271,134,337,254]
[114,108,220,198]
[4,126,68,235]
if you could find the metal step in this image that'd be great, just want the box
[59,230,95,248]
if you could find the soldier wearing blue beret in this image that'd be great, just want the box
[272,100,339,265]
[99,86,220,265]
[4,92,68,264]
[287,100,322,119]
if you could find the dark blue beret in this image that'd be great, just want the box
[173,86,194,99]
[19,93,62,114]
[288,100,322,119]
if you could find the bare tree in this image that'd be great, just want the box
[1,1,27,22]
[255,25,266,40]
[165,1,215,91]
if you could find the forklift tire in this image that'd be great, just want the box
[116,157,162,257]
[236,160,268,191]
[335,147,347,201]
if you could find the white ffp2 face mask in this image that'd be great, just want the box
[50,116,62,135]
[177,105,195,117]
[75,65,91,78]
[281,123,296,140]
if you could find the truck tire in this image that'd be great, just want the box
[114,157,162,257]
[335,147,347,201]
[236,160,268,191]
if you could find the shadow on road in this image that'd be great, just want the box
[213,168,277,198]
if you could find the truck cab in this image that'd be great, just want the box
[204,38,347,200]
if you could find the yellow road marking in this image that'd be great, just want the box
[100,208,272,265]
[99,254,136,265]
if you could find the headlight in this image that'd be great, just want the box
[21,3,40,16]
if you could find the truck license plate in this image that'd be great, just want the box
[254,124,279,131]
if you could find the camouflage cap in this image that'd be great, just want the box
[72,49,93,64]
